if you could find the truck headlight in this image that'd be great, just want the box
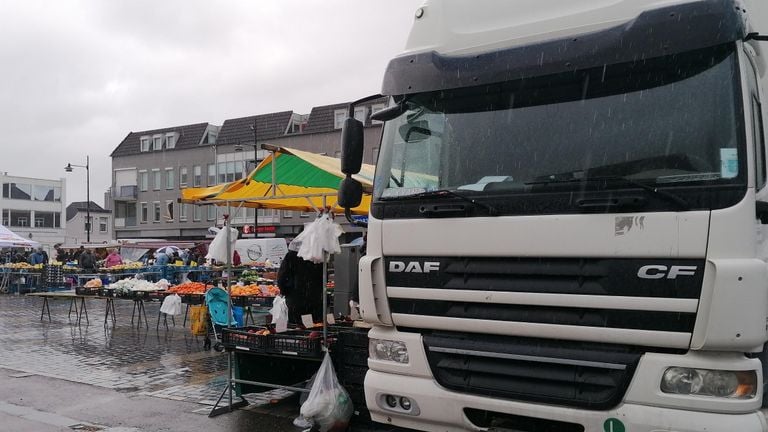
[660,367,757,398]
[369,339,409,364]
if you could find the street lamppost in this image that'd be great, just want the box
[64,156,90,243]
[235,118,259,237]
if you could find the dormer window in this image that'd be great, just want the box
[165,133,178,149]
[354,107,367,124]
[333,110,346,129]
[140,136,150,152]
[152,135,163,150]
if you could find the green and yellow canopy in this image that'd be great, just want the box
[180,147,375,215]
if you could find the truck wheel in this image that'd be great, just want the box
[760,343,768,408]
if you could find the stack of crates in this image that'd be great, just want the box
[42,264,67,291]
[331,327,370,423]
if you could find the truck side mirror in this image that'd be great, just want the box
[341,118,364,175]
[338,176,363,208]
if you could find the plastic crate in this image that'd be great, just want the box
[222,327,269,352]
[75,286,99,296]
[181,293,205,305]
[232,295,275,308]
[265,330,322,358]
[97,288,116,297]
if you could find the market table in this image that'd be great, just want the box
[27,291,93,325]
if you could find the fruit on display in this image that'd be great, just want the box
[102,262,143,271]
[167,282,210,294]
[84,278,103,288]
[230,284,280,297]
[1,262,43,270]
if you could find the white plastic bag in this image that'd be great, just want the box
[300,352,353,432]
[160,294,183,316]
[270,295,289,333]
[205,226,238,264]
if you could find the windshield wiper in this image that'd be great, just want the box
[526,175,690,210]
[381,189,499,216]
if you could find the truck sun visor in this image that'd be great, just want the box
[382,0,746,96]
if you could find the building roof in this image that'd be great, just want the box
[303,96,388,134]
[215,111,294,147]
[66,201,111,221]
[110,122,211,157]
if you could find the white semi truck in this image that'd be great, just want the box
[338,0,768,430]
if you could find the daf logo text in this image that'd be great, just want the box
[389,261,440,273]
[637,265,697,280]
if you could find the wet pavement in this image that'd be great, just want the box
[0,294,404,431]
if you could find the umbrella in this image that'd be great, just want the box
[155,246,181,256]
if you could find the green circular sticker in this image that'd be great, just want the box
[604,418,625,432]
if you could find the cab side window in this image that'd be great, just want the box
[745,55,766,190]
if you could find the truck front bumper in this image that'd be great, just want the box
[365,370,768,432]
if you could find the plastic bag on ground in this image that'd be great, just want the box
[160,294,183,316]
[300,352,353,432]
[270,295,289,333]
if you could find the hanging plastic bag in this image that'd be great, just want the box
[189,304,208,336]
[206,226,238,264]
[270,295,289,333]
[300,352,353,432]
[160,294,183,316]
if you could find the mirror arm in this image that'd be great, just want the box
[348,94,384,117]
[345,207,368,228]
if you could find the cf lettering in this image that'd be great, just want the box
[637,265,697,280]
[637,265,667,279]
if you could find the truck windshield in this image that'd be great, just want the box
[373,44,744,206]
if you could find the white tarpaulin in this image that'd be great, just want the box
[0,224,39,248]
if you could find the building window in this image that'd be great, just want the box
[153,202,161,222]
[354,106,367,124]
[32,185,61,202]
[165,133,177,149]
[283,210,293,218]
[193,165,202,187]
[99,217,108,233]
[33,211,61,228]
[333,109,346,129]
[140,136,150,152]
[140,202,148,223]
[193,205,202,221]
[165,200,174,222]
[180,167,188,188]
[179,203,187,221]
[207,164,216,186]
[4,210,30,227]
[152,169,161,190]
[165,168,174,189]
[207,205,216,221]
[218,162,226,184]
[371,103,386,124]
[138,171,148,191]
[2,183,32,200]
[153,135,163,151]
[83,216,91,233]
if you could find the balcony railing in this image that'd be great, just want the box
[113,185,138,201]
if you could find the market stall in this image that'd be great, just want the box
[0,224,41,293]
[180,145,372,421]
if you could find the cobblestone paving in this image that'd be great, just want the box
[0,295,292,410]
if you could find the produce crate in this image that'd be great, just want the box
[265,330,322,358]
[75,286,100,296]
[222,327,269,352]
[232,295,275,308]
[97,287,116,297]
[181,293,205,305]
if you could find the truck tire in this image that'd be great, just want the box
[760,343,768,408]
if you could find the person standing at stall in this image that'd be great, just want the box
[104,249,123,268]
[79,249,97,272]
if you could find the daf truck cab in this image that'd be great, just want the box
[338,0,768,430]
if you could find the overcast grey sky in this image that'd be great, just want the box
[0,0,423,205]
